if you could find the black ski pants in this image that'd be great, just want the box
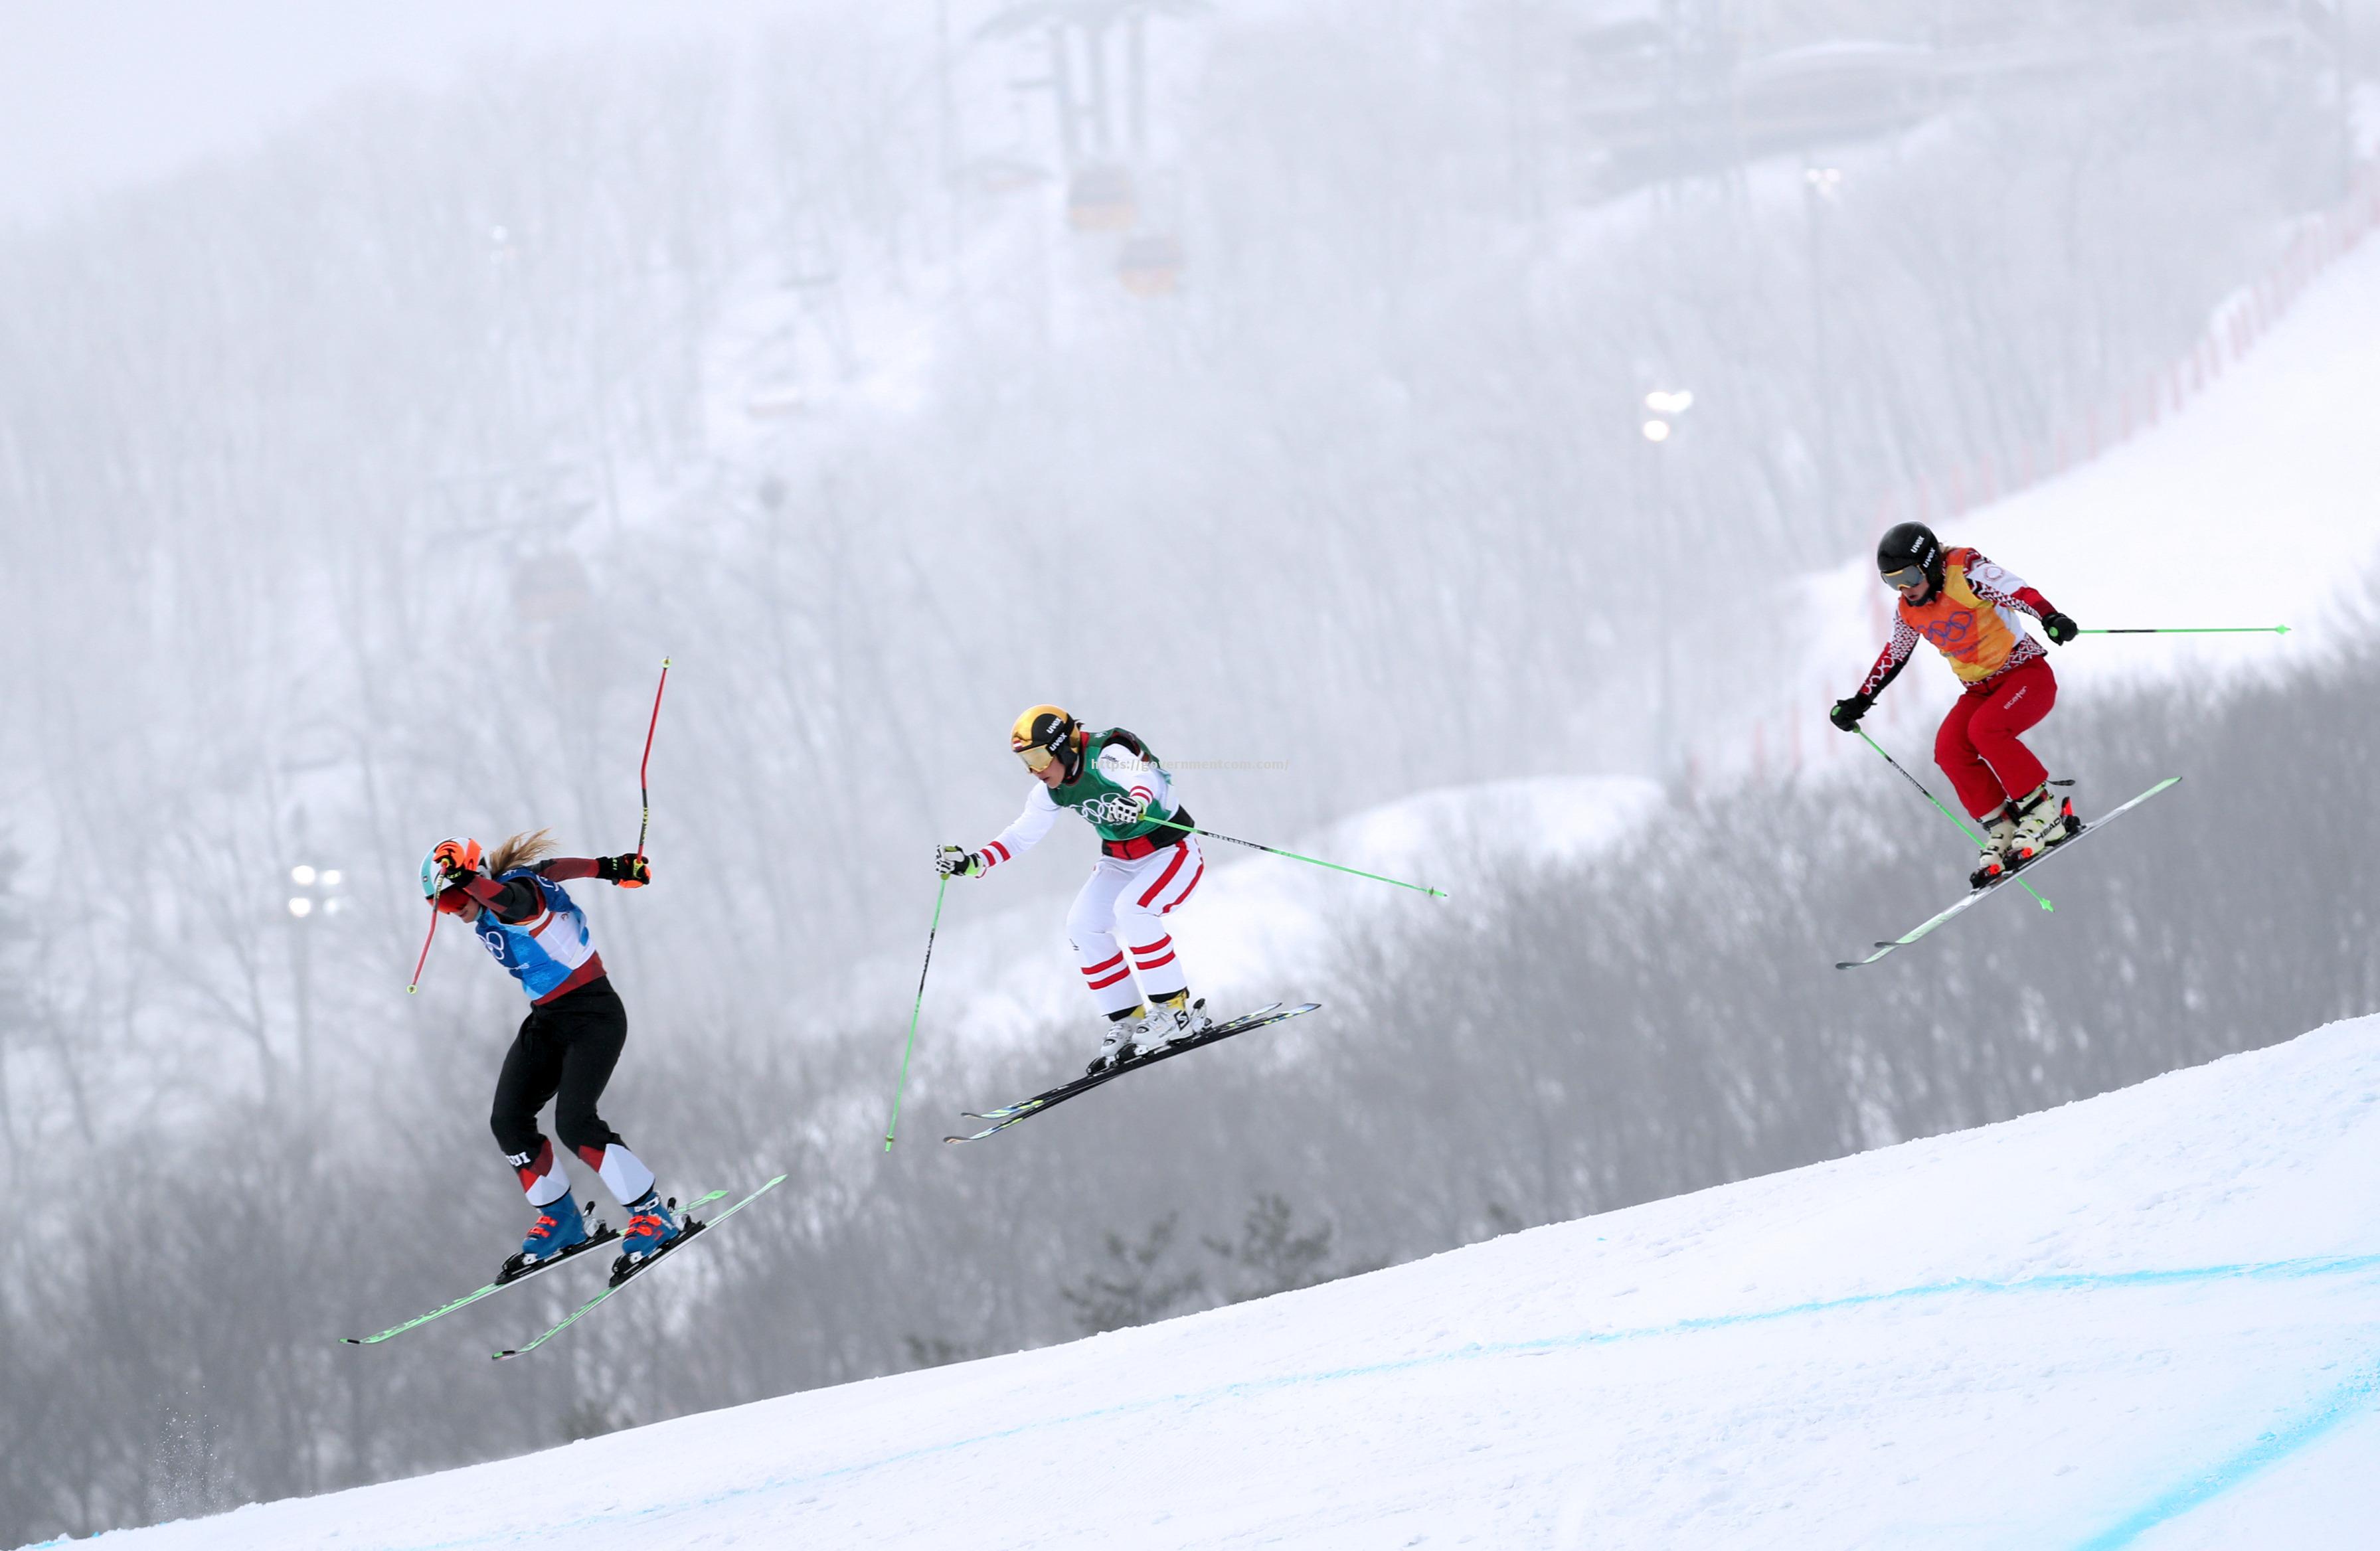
[490,977,631,1170]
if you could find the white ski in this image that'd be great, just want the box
[1835,777,2181,970]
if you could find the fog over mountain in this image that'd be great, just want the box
[1,2,2369,1542]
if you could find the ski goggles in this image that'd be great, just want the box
[1016,742,1060,774]
[1879,564,1929,592]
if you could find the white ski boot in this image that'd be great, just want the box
[2007,783,2080,866]
[1969,804,2017,891]
[1087,1011,1146,1076]
[1140,993,1213,1054]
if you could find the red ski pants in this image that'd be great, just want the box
[1934,655,2057,819]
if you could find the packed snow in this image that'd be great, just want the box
[63,1015,2380,1550]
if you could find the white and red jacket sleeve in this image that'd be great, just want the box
[978,784,1061,872]
[1856,617,1923,700]
[1962,554,2056,622]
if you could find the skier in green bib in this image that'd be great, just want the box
[939,704,1213,1073]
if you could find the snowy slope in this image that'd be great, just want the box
[74,1016,2380,1550]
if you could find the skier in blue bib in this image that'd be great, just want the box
[420,830,679,1280]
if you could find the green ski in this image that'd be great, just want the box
[492,1177,788,1360]
[341,1192,727,1347]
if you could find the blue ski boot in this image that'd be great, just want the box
[614,1188,683,1275]
[509,1192,590,1276]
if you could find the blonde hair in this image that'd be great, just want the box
[487,828,559,878]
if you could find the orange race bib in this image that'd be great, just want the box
[1898,548,2023,683]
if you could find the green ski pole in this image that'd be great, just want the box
[1140,813,1448,899]
[883,876,948,1151]
[1855,728,2053,913]
[2077,626,2290,635]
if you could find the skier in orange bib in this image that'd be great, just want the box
[1830,522,2084,889]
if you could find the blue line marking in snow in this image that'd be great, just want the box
[2070,1354,2380,1551]
[321,1250,2380,1551]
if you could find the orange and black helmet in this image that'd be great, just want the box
[419,836,483,900]
[1010,704,1084,779]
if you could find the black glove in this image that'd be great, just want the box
[2043,612,2079,645]
[1829,693,1873,732]
[597,853,651,888]
[936,844,983,879]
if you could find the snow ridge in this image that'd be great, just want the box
[88,1017,2380,1550]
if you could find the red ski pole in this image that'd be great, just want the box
[635,657,671,864]
[404,906,439,994]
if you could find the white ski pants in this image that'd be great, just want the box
[1068,837,1205,1018]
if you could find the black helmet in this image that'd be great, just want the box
[1877,522,1944,596]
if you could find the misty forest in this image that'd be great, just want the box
[1,1,2369,1542]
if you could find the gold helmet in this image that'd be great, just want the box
[1010,704,1082,776]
